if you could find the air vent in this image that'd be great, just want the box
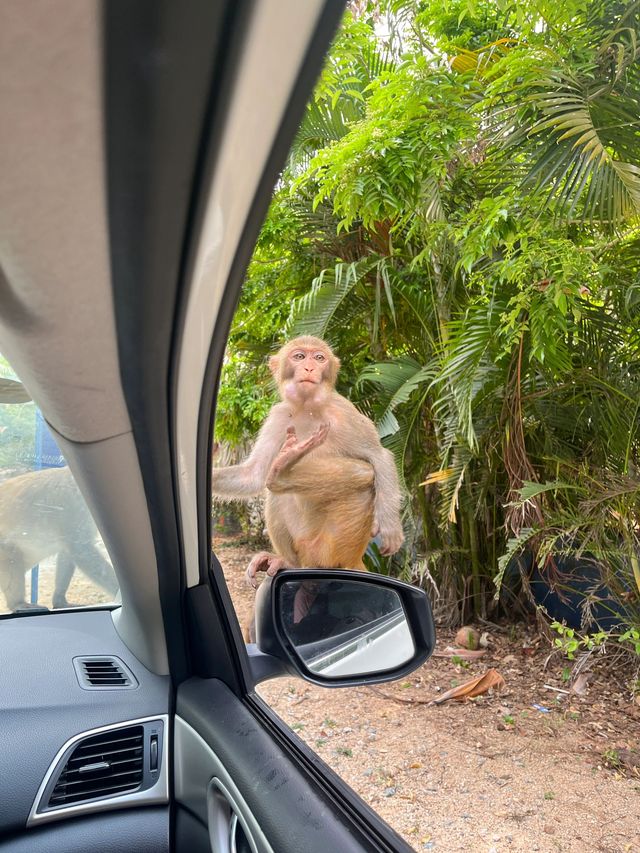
[47,725,144,807]
[30,717,168,826]
[73,656,138,689]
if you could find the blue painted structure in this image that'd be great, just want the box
[30,411,66,603]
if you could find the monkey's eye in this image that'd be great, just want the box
[291,351,305,361]
[314,353,326,362]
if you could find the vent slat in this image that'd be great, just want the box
[55,768,143,792]
[67,746,142,765]
[70,735,143,754]
[64,756,143,777]
[49,781,138,804]
[47,725,144,807]
[75,732,142,747]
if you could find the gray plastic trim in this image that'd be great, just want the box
[27,715,169,827]
[51,428,169,675]
[208,777,259,853]
[174,716,274,853]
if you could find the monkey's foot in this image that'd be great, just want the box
[246,551,288,589]
[52,595,83,610]
[13,601,50,613]
[266,423,330,489]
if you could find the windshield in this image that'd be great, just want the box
[0,354,118,615]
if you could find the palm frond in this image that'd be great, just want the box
[288,261,367,338]
[358,358,436,438]
[431,303,505,449]
[480,27,640,226]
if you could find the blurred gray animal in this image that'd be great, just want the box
[0,466,118,610]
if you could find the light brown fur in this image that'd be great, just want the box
[212,337,403,595]
[266,453,374,570]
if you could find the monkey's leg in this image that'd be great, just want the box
[52,553,76,609]
[244,510,299,588]
[68,544,119,598]
[243,552,288,642]
[264,497,299,564]
[241,495,303,640]
[0,544,29,610]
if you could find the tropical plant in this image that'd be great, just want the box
[216,0,640,632]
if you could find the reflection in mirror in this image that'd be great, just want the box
[278,579,415,678]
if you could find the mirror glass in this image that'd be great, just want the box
[278,579,415,678]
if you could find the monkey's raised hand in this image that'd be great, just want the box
[245,551,288,589]
[265,423,329,490]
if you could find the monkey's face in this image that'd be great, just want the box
[270,337,340,406]
[285,346,330,396]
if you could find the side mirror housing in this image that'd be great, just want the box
[247,569,435,687]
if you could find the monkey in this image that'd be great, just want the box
[0,466,118,611]
[211,336,404,592]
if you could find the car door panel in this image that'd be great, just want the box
[176,678,414,853]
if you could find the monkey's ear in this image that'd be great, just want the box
[268,355,280,377]
[327,354,340,385]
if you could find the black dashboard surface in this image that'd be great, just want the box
[0,609,170,836]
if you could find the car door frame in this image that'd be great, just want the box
[103,2,416,850]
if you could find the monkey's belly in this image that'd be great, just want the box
[0,526,69,570]
[265,492,373,569]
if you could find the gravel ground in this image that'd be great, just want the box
[218,539,640,853]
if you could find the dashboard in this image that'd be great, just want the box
[0,609,171,849]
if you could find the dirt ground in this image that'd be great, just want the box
[0,556,114,615]
[5,546,639,852]
[218,538,640,853]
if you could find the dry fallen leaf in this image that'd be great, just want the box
[571,673,590,696]
[432,669,506,705]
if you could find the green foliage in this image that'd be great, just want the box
[218,1,640,629]
[0,357,35,472]
[0,401,35,472]
[551,621,640,659]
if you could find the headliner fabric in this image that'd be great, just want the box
[0,0,131,442]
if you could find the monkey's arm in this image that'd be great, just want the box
[369,446,404,555]
[351,414,404,555]
[211,409,289,499]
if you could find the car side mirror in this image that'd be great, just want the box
[247,569,435,687]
